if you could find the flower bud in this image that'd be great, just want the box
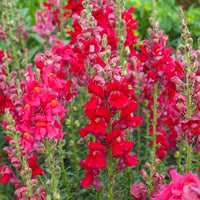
[53,192,61,200]
[102,34,107,47]
[178,44,185,54]
[124,46,130,56]
[74,120,80,128]
[140,169,148,180]
[55,166,61,176]
[77,138,84,146]
[46,195,52,200]
[69,140,74,147]
[185,44,192,52]
[73,106,77,111]
[145,162,151,168]
[65,119,71,125]
[178,8,185,22]
[189,54,196,64]
[46,180,52,188]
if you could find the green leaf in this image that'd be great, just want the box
[28,33,44,45]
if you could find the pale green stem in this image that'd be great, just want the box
[59,0,65,40]
[150,82,158,192]
[59,140,70,196]
[46,141,57,194]
[4,1,20,71]
[70,103,78,180]
[137,125,141,173]
[27,178,33,198]
[108,121,113,200]
[97,191,101,200]
[186,52,192,173]
[145,110,150,157]
[177,142,183,172]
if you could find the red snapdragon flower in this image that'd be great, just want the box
[85,141,106,168]
[28,155,45,177]
[80,160,101,191]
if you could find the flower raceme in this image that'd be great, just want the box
[1,49,76,199]
[79,71,142,190]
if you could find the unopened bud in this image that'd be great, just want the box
[53,192,61,200]
[191,62,198,73]
[124,46,130,56]
[82,1,87,8]
[185,43,192,52]
[65,119,71,125]
[178,8,185,22]
[73,106,77,111]
[77,138,84,146]
[189,54,196,64]
[155,159,160,164]
[46,195,52,200]
[196,50,200,61]
[149,17,153,25]
[102,34,107,47]
[46,180,51,188]
[153,21,159,31]
[145,162,151,168]
[74,120,80,128]
[55,166,61,176]
[140,169,148,179]
[69,140,74,147]
[178,44,185,54]
[188,38,193,45]
[181,33,187,43]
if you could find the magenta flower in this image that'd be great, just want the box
[130,182,149,200]
[0,164,19,187]
[155,170,200,200]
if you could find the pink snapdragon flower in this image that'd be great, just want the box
[155,170,200,200]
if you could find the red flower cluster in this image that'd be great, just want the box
[79,62,142,189]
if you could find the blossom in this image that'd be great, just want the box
[0,164,19,187]
[130,182,149,200]
[155,170,200,200]
[85,141,106,168]
[80,160,101,191]
[28,155,45,177]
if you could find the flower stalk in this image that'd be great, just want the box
[150,82,158,192]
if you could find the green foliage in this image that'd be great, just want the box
[125,0,200,50]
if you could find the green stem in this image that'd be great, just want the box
[137,125,141,173]
[127,167,131,194]
[108,147,113,200]
[59,0,65,40]
[150,82,158,193]
[108,121,113,200]
[97,191,101,200]
[70,103,78,180]
[59,140,70,196]
[4,1,20,71]
[177,142,182,172]
[145,109,150,157]
[186,143,192,173]
[46,141,57,194]
[13,132,22,163]
[27,178,33,198]
[186,52,192,173]
[38,175,45,186]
